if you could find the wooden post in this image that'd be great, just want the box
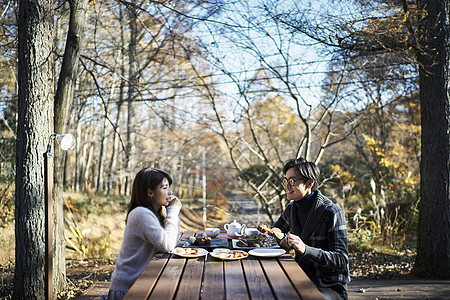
[202,147,207,225]
[44,152,53,300]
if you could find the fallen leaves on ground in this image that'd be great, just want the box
[349,249,416,280]
[57,258,116,299]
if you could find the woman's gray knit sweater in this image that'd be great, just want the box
[109,205,181,293]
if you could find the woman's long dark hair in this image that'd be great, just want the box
[126,167,173,224]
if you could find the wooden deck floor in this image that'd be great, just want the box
[76,281,109,300]
[77,279,450,300]
[348,279,450,299]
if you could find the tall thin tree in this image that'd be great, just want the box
[125,2,138,195]
[53,0,89,292]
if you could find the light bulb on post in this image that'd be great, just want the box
[46,133,75,155]
[56,134,75,151]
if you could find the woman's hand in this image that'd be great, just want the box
[168,195,182,207]
[286,233,306,255]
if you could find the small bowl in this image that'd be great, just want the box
[245,227,259,237]
[205,227,220,238]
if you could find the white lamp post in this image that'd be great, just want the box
[44,133,75,300]
[202,147,207,225]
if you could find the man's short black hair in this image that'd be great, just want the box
[283,158,320,191]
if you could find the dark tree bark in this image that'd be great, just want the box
[413,0,450,278]
[54,0,89,132]
[15,0,55,298]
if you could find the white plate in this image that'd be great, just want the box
[210,250,248,260]
[248,248,286,258]
[171,247,208,258]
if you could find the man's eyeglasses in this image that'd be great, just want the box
[282,177,305,187]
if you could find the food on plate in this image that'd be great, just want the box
[187,234,211,246]
[236,239,251,247]
[216,250,247,259]
[176,248,185,254]
[236,235,278,248]
[182,248,200,255]
[173,247,208,257]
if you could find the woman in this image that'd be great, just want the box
[105,167,182,300]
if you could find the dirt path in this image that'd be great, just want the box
[180,192,272,231]
[226,191,270,227]
[179,207,225,231]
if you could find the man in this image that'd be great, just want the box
[259,158,350,300]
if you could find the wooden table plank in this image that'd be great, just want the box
[175,256,205,300]
[241,257,275,300]
[224,260,249,300]
[148,255,186,299]
[278,257,324,300]
[260,258,301,299]
[123,253,169,300]
[201,255,225,300]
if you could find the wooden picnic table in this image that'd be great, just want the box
[124,231,324,300]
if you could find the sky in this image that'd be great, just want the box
[186,0,342,116]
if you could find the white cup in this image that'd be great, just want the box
[245,227,259,237]
[205,227,220,238]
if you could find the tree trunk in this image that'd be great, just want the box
[125,4,138,195]
[108,7,126,195]
[413,0,450,278]
[83,142,94,191]
[54,0,88,132]
[52,0,89,291]
[75,118,82,191]
[96,106,108,194]
[15,0,54,298]
[78,141,89,190]
[107,102,122,195]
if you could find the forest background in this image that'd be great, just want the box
[0,0,449,298]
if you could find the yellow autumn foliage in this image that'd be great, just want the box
[330,164,356,186]
[362,132,419,192]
